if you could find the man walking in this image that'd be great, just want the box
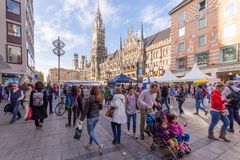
[161,84,170,113]
[138,83,159,140]
[9,83,24,124]
[46,83,54,114]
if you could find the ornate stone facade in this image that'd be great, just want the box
[49,4,171,83]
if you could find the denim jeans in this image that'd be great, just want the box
[209,110,230,132]
[111,122,121,143]
[227,107,240,130]
[195,100,206,113]
[178,101,184,114]
[12,100,22,121]
[177,133,190,143]
[127,113,136,134]
[161,97,170,112]
[87,117,100,145]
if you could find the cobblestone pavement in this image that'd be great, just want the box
[0,97,240,160]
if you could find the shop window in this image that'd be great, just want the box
[176,57,187,70]
[7,45,22,64]
[7,22,21,37]
[198,17,206,29]
[224,1,236,18]
[198,35,206,47]
[220,45,237,63]
[198,0,206,11]
[6,0,20,15]
[224,24,236,39]
[195,51,208,66]
[178,42,185,53]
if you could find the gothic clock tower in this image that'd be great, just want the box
[90,2,107,80]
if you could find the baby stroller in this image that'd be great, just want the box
[147,109,186,160]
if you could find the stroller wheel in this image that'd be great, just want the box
[168,157,175,160]
[150,144,157,151]
[177,151,184,158]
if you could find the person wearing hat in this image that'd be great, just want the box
[208,82,230,142]
[23,84,33,120]
[8,83,24,124]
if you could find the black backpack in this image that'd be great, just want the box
[227,86,240,107]
[4,103,13,114]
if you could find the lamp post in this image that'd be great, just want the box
[52,37,65,101]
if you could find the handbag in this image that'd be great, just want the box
[105,107,114,117]
[26,108,33,120]
[73,122,83,140]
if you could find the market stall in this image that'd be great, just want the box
[157,69,179,83]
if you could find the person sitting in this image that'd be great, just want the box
[157,120,179,152]
[168,114,190,144]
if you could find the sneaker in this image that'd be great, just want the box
[112,140,117,145]
[39,123,43,128]
[84,144,92,150]
[98,144,104,155]
[16,116,22,120]
[227,128,235,133]
[193,112,199,115]
[10,120,15,124]
[127,131,131,136]
[141,134,144,140]
[133,134,138,139]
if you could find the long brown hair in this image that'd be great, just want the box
[90,86,103,104]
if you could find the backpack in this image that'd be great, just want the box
[227,86,240,107]
[32,90,44,107]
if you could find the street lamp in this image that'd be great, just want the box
[52,37,65,101]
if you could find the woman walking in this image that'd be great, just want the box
[30,81,48,129]
[110,87,127,144]
[80,86,104,154]
[125,88,138,138]
[24,84,33,120]
[176,86,185,116]
[208,82,230,142]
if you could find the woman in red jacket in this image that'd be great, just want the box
[208,82,230,142]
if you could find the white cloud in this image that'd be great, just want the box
[58,0,121,29]
[34,15,88,79]
[140,0,182,34]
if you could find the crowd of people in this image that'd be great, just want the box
[2,80,240,155]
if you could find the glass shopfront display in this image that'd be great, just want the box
[195,51,208,66]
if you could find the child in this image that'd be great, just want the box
[168,114,190,143]
[158,120,179,151]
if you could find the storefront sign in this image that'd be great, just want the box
[218,66,240,72]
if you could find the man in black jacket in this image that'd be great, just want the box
[46,83,54,114]
[161,84,170,113]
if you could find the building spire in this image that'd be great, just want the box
[141,21,144,42]
[97,0,100,13]
[120,35,122,51]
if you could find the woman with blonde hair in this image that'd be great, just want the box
[80,86,104,154]
[110,87,127,144]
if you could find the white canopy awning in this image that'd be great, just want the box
[180,63,215,82]
[158,69,179,83]
[143,77,159,83]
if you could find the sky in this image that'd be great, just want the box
[34,0,182,78]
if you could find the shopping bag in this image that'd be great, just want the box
[105,108,114,117]
[203,98,209,108]
[73,123,83,140]
[26,108,33,120]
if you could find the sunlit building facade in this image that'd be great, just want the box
[169,0,240,82]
